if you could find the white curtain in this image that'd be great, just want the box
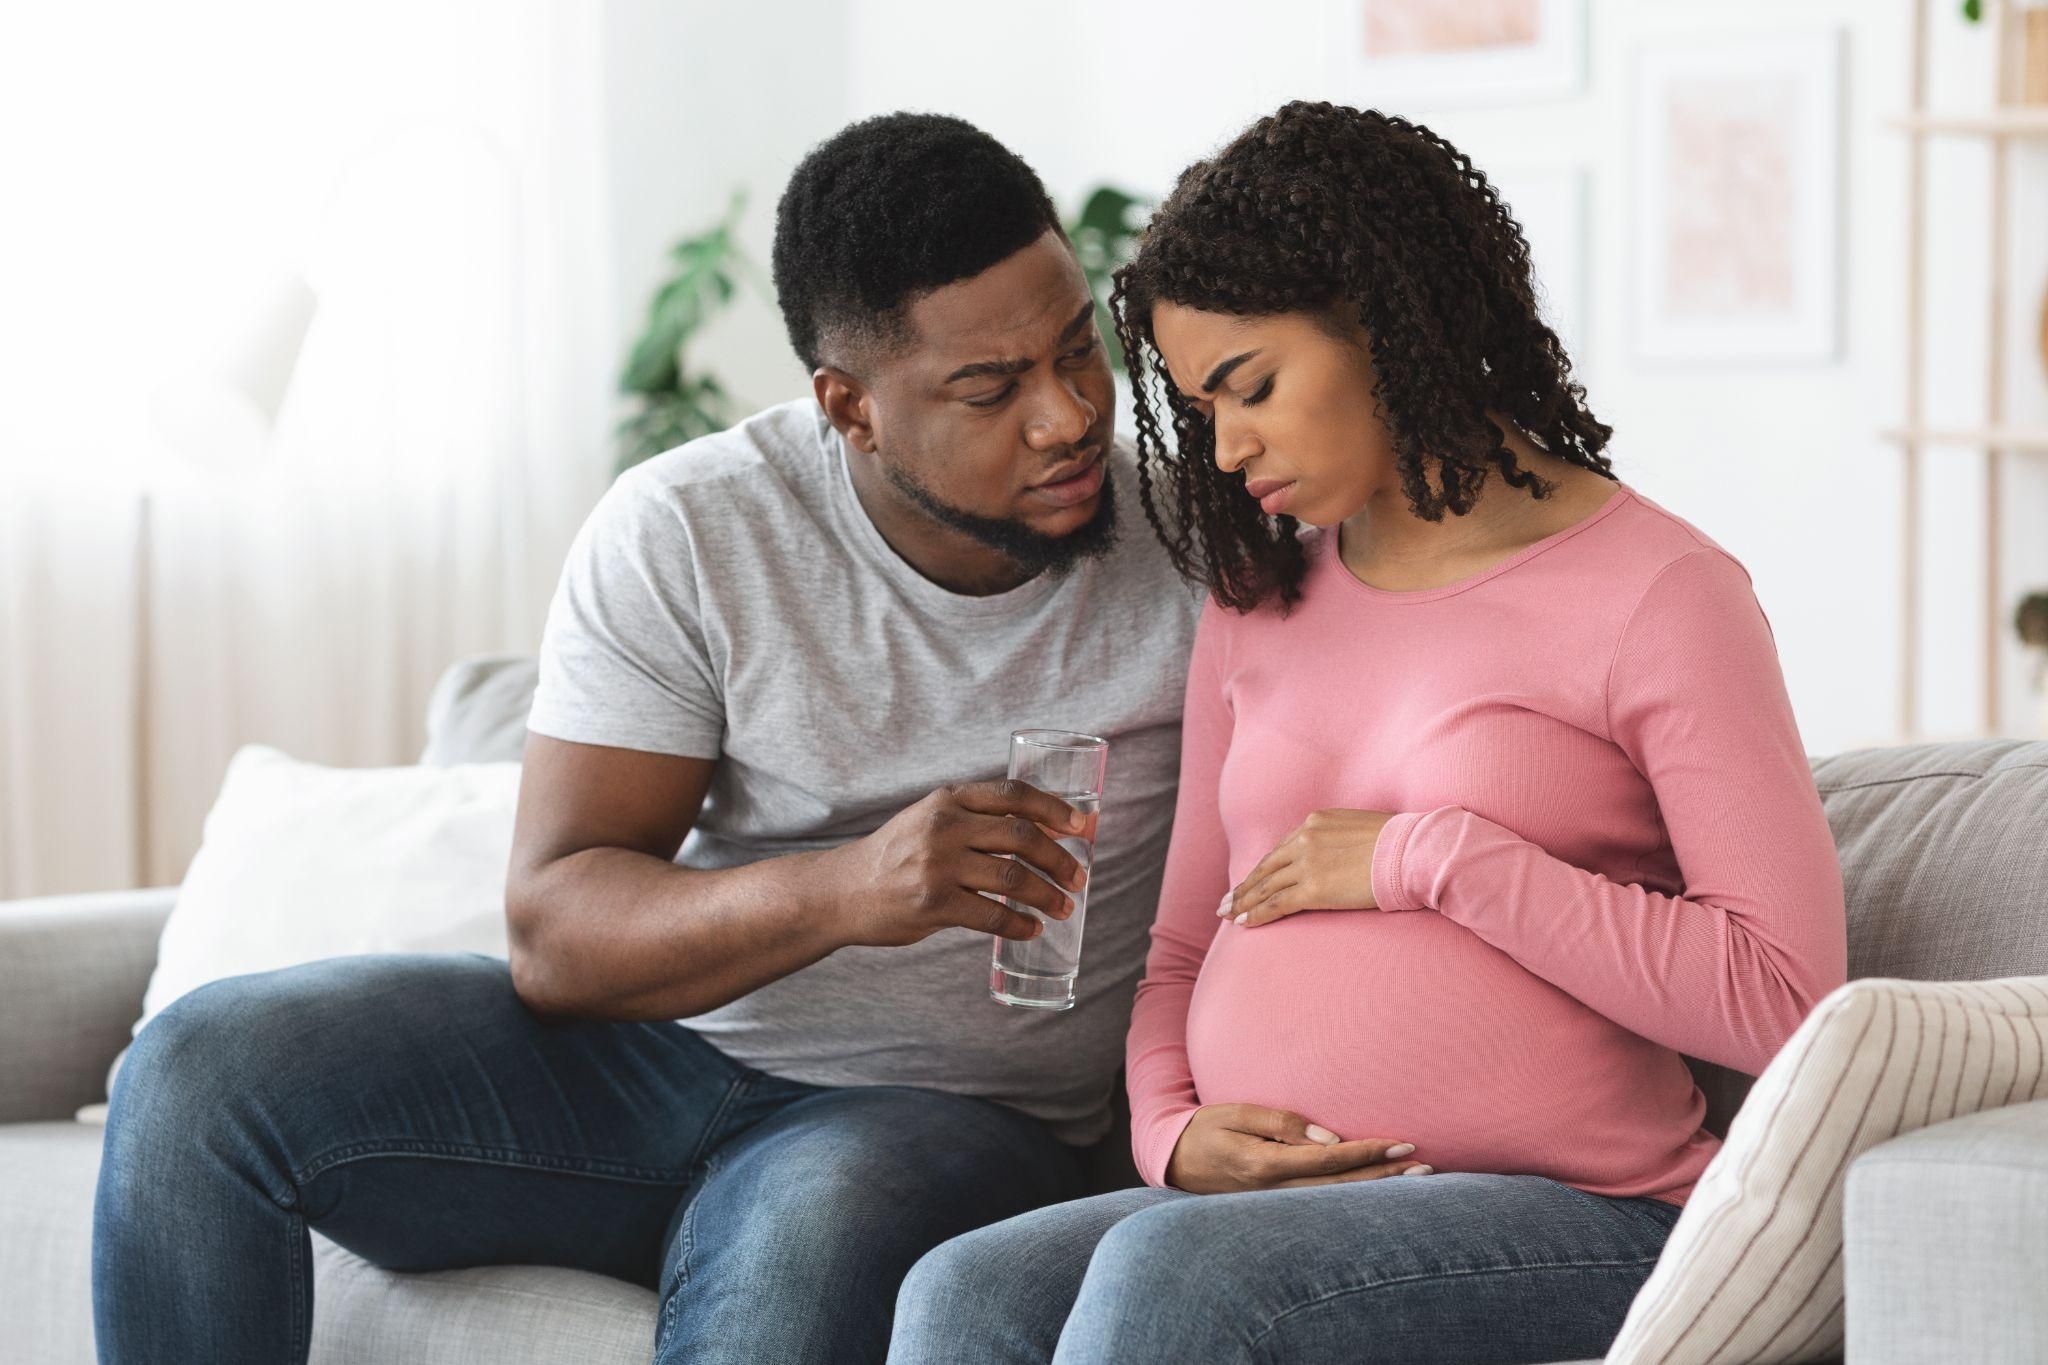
[0,1,615,897]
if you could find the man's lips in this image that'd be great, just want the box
[1028,448,1106,508]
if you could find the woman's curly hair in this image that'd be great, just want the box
[1111,101,1615,611]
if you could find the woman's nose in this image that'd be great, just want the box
[1214,418,1261,473]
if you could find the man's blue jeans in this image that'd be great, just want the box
[92,953,1086,1364]
[890,1173,1684,1364]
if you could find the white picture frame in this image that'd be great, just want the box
[1630,30,1843,363]
[1330,0,1586,109]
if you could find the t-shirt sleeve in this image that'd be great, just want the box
[1369,547,1848,1077]
[1126,600,1234,1187]
[525,472,724,759]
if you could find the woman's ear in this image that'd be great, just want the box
[812,367,878,454]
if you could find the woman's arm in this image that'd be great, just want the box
[1126,604,1235,1187]
[1371,548,1848,1077]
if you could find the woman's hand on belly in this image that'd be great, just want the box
[1228,809,1395,928]
[1164,1102,1431,1194]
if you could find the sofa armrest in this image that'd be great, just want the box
[0,887,174,1122]
[1844,1099,2048,1364]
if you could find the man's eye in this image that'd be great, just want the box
[1242,377,1274,407]
[966,385,1016,409]
[1060,338,1098,364]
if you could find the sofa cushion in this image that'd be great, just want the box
[309,1240,655,1365]
[0,1122,101,1364]
[0,1120,658,1365]
[1606,975,2048,1365]
[1810,740,2048,983]
[137,746,520,1036]
[422,655,541,766]
[1844,1099,2048,1364]
[0,890,172,1124]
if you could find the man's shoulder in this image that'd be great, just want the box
[617,399,827,518]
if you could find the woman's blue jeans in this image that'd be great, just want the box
[890,1172,1683,1364]
[92,953,1085,1364]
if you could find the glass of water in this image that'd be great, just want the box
[989,729,1108,1011]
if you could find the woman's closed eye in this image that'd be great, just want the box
[1241,375,1275,406]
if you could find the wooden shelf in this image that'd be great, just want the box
[1881,427,2048,452]
[1890,108,2048,137]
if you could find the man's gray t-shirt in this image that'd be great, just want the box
[528,399,1201,1144]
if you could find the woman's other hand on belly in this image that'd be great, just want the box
[1163,1102,1432,1194]
[1227,809,1395,927]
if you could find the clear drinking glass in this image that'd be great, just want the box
[989,729,1108,1011]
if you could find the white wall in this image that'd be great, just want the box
[600,0,2048,754]
[602,0,847,420]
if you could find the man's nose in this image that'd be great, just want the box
[1024,376,1095,451]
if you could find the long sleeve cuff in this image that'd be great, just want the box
[1370,809,1432,912]
[1133,1102,1204,1189]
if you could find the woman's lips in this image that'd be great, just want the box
[1245,478,1296,516]
[1030,454,1106,508]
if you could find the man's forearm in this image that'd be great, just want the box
[508,844,850,1021]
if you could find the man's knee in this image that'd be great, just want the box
[109,955,515,1157]
[115,969,302,1120]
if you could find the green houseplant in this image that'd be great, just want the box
[616,193,759,474]
[1067,185,1150,371]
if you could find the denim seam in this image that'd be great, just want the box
[656,1070,759,1346]
[294,1139,695,1188]
[681,1069,756,1175]
[1242,1255,1668,1359]
[658,1148,723,1344]
[287,1209,307,1359]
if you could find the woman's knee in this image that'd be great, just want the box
[1089,1196,1230,1285]
[891,1225,1049,1363]
[896,1230,999,1328]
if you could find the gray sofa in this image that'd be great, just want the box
[3,656,2044,1364]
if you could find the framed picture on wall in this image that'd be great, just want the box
[1330,0,1586,109]
[1630,30,1843,363]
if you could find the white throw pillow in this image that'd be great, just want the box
[126,743,521,1057]
[1605,974,2048,1364]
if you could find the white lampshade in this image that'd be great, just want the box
[149,270,317,476]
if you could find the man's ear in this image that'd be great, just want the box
[813,367,878,454]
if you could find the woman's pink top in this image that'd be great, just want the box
[1126,485,1848,1206]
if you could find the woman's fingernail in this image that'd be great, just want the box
[1385,1143,1416,1159]
[1400,1164,1434,1176]
[1234,913,1250,925]
[1304,1124,1341,1145]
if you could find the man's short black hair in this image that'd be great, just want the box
[772,112,1063,373]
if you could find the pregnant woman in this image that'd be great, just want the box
[889,102,1848,1365]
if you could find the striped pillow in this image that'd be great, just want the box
[1605,975,2048,1364]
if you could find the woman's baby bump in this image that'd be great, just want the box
[1183,907,1709,1191]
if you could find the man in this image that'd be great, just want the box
[94,113,1199,1364]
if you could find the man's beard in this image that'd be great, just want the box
[883,460,1120,579]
